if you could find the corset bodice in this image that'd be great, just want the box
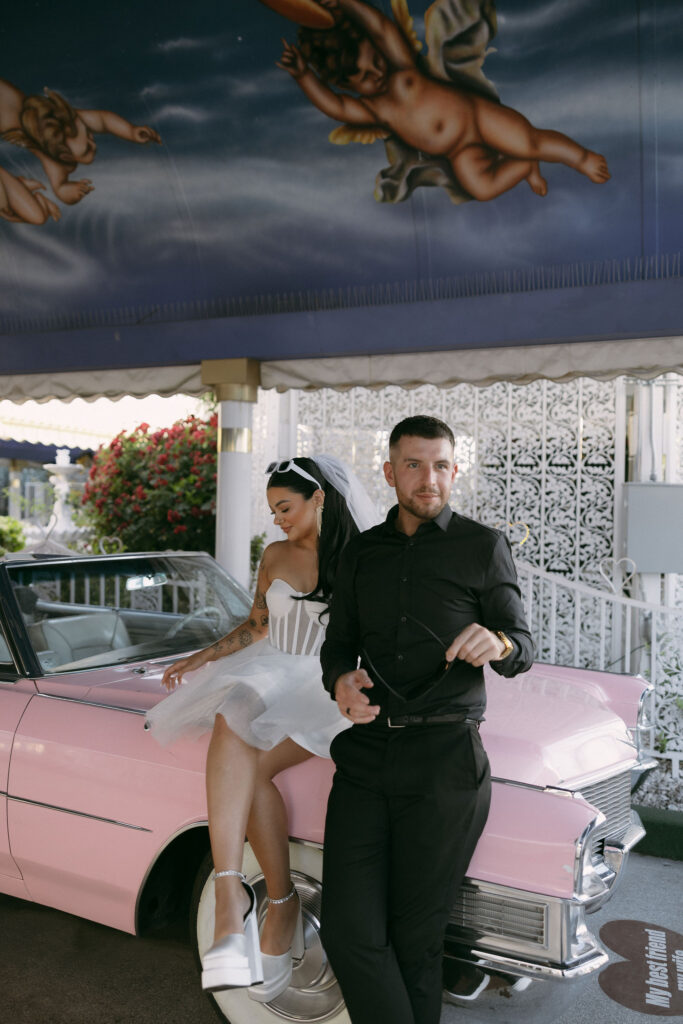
[266,578,326,657]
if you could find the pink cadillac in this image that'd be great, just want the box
[0,552,655,1024]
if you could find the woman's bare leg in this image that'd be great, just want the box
[206,714,258,943]
[247,739,314,955]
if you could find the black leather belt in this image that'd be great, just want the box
[385,714,481,729]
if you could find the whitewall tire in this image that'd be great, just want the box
[192,841,350,1024]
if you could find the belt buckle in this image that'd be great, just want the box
[386,716,406,728]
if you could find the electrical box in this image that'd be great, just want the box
[624,483,683,574]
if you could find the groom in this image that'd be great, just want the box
[319,415,534,1024]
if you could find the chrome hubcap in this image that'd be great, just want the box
[250,870,345,1022]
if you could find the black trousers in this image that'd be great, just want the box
[320,721,491,1024]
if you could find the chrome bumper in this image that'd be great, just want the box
[583,809,646,912]
[444,878,610,984]
[444,807,645,992]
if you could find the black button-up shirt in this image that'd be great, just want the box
[321,505,534,719]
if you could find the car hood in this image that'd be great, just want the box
[35,661,637,789]
[483,665,637,788]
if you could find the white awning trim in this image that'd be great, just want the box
[0,336,681,403]
[260,336,683,391]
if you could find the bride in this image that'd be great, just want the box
[145,455,376,1002]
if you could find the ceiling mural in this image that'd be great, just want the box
[0,0,679,371]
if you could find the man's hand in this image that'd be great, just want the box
[446,623,507,667]
[334,669,380,724]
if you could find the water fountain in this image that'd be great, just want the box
[38,448,86,549]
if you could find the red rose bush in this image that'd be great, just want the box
[81,415,218,554]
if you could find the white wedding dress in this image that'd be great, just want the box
[145,578,350,756]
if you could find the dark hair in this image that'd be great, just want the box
[297,20,363,87]
[389,415,455,449]
[267,456,358,606]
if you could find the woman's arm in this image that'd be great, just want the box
[161,558,271,690]
[207,560,271,661]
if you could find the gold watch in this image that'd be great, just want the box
[495,631,514,660]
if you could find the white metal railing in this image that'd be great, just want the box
[26,570,206,621]
[516,560,683,776]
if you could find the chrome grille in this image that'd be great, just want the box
[448,883,547,946]
[580,770,632,856]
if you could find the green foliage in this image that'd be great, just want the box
[0,515,25,555]
[81,415,218,554]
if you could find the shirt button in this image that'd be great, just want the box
[397,654,404,661]
[401,577,408,583]
[400,616,407,623]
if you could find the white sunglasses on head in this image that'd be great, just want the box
[266,459,322,489]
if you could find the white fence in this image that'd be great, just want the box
[516,560,683,776]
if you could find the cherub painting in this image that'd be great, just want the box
[273,0,610,203]
[0,78,161,212]
[0,165,60,224]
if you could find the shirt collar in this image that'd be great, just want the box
[383,503,453,534]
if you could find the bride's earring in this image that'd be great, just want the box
[316,503,324,537]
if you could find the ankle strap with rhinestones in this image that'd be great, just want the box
[214,869,246,880]
[268,883,297,905]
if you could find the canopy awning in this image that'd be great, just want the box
[1,0,680,406]
[1,271,681,401]
[261,335,683,391]
[1,335,681,403]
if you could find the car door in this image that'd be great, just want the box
[0,620,35,887]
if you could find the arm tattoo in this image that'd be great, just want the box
[254,588,267,610]
[211,635,237,656]
[208,608,265,659]
[238,628,254,649]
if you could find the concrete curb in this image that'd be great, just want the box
[633,804,683,860]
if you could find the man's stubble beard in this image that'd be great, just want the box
[400,493,448,523]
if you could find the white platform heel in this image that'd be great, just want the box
[248,884,305,1003]
[201,870,264,992]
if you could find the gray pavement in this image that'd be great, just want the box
[1,852,681,1023]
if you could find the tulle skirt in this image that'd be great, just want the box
[144,637,350,757]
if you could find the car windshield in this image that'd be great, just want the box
[7,554,252,675]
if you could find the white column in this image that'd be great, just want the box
[201,359,260,591]
[215,400,253,587]
[277,390,299,460]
